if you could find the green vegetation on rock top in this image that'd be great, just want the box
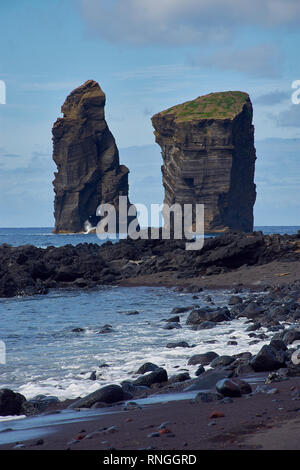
[159,91,249,121]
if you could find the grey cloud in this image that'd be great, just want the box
[79,0,300,46]
[276,105,300,127]
[189,44,283,79]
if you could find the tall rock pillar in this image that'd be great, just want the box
[151,91,257,233]
[52,80,133,233]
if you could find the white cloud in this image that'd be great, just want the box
[79,0,300,45]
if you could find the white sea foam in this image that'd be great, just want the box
[0,286,274,401]
[0,415,26,423]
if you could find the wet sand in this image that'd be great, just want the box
[119,260,300,290]
[1,376,300,450]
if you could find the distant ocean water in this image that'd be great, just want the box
[0,225,299,403]
[0,226,299,248]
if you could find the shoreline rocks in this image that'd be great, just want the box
[1,230,300,299]
[1,230,300,298]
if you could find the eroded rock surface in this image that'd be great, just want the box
[52,80,133,233]
[152,91,256,233]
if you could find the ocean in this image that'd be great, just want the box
[0,226,299,402]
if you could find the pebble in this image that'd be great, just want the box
[158,421,173,430]
[210,410,225,419]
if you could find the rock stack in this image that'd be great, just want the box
[151,91,257,233]
[52,80,133,233]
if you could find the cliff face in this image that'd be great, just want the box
[52,80,132,233]
[151,91,257,233]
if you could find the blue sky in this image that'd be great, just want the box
[0,0,300,227]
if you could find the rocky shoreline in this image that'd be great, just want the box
[1,231,300,449]
[1,280,300,449]
[1,230,300,298]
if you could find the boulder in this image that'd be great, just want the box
[166,341,190,349]
[0,389,27,416]
[136,362,159,375]
[133,368,168,387]
[184,370,231,392]
[188,351,219,366]
[216,378,252,397]
[210,355,235,368]
[69,384,124,408]
[250,345,286,372]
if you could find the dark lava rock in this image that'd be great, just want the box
[195,365,205,376]
[163,322,182,330]
[250,345,286,372]
[194,392,221,403]
[196,321,216,330]
[228,296,243,305]
[234,363,255,376]
[216,379,241,397]
[206,309,230,322]
[171,307,192,314]
[2,231,300,299]
[216,378,252,397]
[242,302,265,319]
[0,389,28,416]
[134,368,168,387]
[165,315,180,323]
[28,395,59,412]
[269,339,287,351]
[246,322,261,332]
[186,308,209,325]
[89,371,97,381]
[187,351,219,366]
[210,355,235,368]
[186,307,229,325]
[184,370,231,392]
[282,329,300,346]
[167,372,190,384]
[166,341,190,349]
[136,363,159,375]
[97,324,113,334]
[69,384,124,408]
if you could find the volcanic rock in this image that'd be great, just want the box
[250,344,286,372]
[52,80,134,233]
[133,368,168,387]
[0,389,28,416]
[152,91,256,232]
[69,384,124,408]
[187,351,219,366]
